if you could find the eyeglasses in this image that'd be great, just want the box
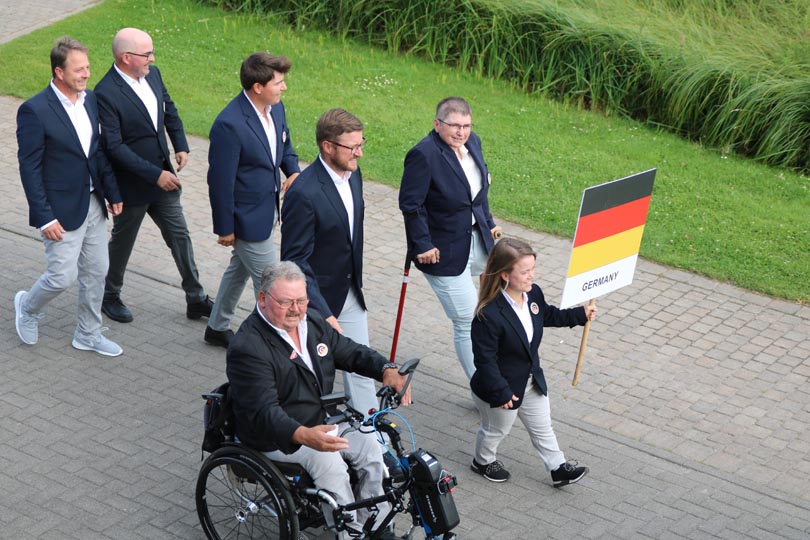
[328,137,366,154]
[437,118,473,131]
[126,50,155,59]
[269,294,310,309]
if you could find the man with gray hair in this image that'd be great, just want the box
[15,36,123,356]
[226,261,410,536]
[281,108,378,416]
[399,96,502,379]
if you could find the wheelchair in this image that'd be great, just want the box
[195,358,461,540]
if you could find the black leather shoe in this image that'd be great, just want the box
[102,298,133,323]
[187,295,214,320]
[204,326,233,348]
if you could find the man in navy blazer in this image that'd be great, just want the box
[281,109,379,415]
[15,37,123,357]
[204,53,300,348]
[399,97,502,379]
[94,27,211,324]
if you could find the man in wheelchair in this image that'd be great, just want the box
[226,261,412,538]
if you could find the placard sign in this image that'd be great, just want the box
[560,169,656,308]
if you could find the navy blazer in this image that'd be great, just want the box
[399,130,497,276]
[226,308,386,453]
[16,86,121,230]
[470,284,587,408]
[208,93,300,242]
[281,158,365,318]
[94,64,190,206]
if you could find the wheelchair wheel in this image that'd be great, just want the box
[196,446,299,540]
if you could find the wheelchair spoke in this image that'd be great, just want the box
[197,453,297,540]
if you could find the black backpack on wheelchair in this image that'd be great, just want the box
[201,382,234,454]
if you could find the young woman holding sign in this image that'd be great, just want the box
[469,237,597,486]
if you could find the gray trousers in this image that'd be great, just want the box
[208,236,276,331]
[472,378,566,472]
[265,424,390,530]
[104,189,205,304]
[337,289,379,417]
[24,197,107,339]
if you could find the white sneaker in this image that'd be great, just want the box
[15,290,42,345]
[72,332,123,357]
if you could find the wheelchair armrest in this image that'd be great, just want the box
[320,391,349,408]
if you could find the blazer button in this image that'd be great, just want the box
[346,274,351,279]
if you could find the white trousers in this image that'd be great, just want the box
[472,378,566,472]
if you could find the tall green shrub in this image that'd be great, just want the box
[204,0,810,173]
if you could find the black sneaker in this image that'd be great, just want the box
[551,461,589,487]
[470,459,510,482]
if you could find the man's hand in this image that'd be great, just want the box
[175,151,189,172]
[382,368,412,406]
[217,233,235,247]
[281,172,300,194]
[325,316,344,334]
[42,221,65,242]
[291,425,349,452]
[157,170,181,191]
[491,225,503,241]
[500,395,520,409]
[107,202,123,217]
[416,247,440,265]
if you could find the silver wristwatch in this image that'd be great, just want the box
[381,362,398,376]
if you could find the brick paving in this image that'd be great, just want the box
[1,2,809,539]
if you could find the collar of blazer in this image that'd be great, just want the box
[430,130,488,201]
[314,158,362,243]
[238,92,277,167]
[494,292,540,356]
[110,65,161,133]
[254,310,326,389]
[45,87,93,156]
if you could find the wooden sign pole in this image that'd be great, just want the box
[572,298,595,386]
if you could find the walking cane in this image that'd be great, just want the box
[389,251,412,362]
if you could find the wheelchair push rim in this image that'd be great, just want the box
[196,447,300,540]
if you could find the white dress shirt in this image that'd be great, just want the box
[501,289,534,342]
[457,144,482,224]
[114,64,158,131]
[243,90,277,165]
[42,82,94,231]
[319,155,355,240]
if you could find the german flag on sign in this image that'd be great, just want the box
[560,169,656,308]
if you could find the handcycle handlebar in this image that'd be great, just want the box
[376,357,419,411]
[323,358,420,425]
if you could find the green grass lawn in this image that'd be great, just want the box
[1,0,807,303]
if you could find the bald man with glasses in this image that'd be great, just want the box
[95,27,212,324]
